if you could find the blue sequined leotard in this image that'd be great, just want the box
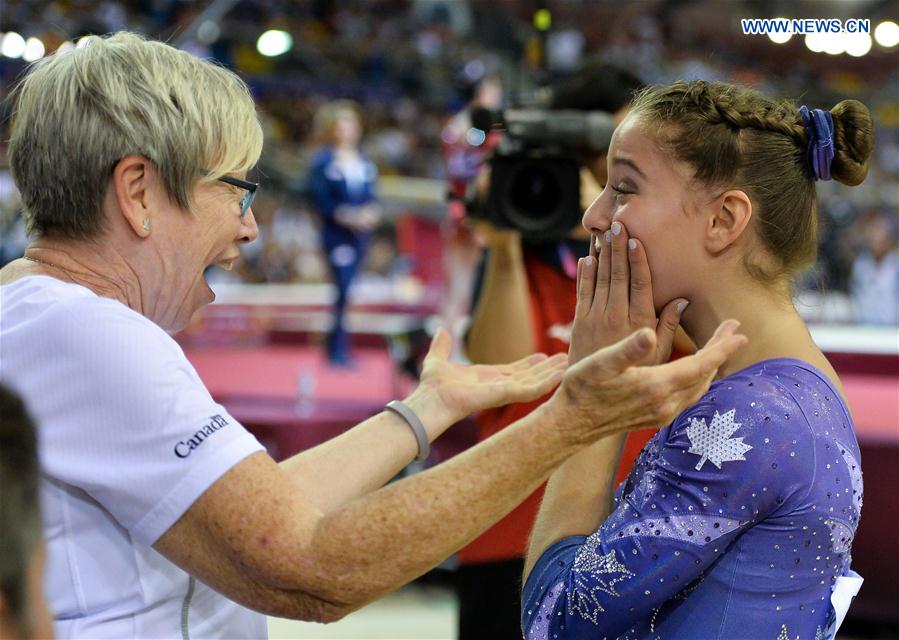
[522,359,863,640]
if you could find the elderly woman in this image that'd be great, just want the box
[0,33,743,639]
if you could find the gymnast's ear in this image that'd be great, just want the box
[703,189,753,254]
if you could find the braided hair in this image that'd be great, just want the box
[630,80,874,282]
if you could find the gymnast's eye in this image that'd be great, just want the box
[611,184,635,199]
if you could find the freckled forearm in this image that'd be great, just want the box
[159,414,580,625]
[278,412,418,515]
[296,401,580,609]
[278,385,455,514]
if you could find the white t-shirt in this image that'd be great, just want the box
[0,276,268,639]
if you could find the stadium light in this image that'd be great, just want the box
[23,37,46,62]
[1,32,26,58]
[874,20,899,48]
[256,29,292,57]
[822,32,846,55]
[844,32,872,57]
[804,32,827,53]
[767,18,792,44]
[768,31,792,44]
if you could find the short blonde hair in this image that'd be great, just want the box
[311,99,362,146]
[8,31,263,239]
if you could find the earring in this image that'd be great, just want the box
[142,218,151,232]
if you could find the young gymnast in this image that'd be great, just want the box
[522,80,874,640]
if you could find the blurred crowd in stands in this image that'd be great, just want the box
[1,0,897,325]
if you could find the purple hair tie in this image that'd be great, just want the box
[799,105,835,181]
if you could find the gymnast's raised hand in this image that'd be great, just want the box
[570,220,690,366]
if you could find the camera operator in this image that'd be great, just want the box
[456,61,647,640]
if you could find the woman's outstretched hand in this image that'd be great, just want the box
[416,328,568,424]
[551,320,747,446]
[570,221,687,366]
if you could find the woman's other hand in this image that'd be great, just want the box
[570,221,687,366]
[552,320,747,446]
[412,328,568,425]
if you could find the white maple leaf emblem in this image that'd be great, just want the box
[686,409,752,471]
[567,546,635,624]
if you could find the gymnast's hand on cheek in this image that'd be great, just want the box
[569,220,688,366]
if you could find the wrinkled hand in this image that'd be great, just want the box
[417,328,568,424]
[552,320,747,446]
[570,221,687,366]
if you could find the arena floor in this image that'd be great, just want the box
[267,585,457,639]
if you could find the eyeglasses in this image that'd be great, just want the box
[217,175,258,218]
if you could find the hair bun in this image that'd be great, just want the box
[829,99,874,186]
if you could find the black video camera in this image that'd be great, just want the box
[466,107,616,241]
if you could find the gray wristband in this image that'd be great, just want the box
[385,400,430,463]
